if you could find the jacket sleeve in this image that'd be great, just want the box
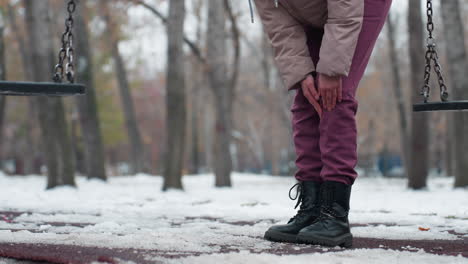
[254,0,315,90]
[316,0,364,77]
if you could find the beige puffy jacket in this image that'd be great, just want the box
[253,0,364,90]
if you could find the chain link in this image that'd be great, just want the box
[53,0,76,84]
[420,0,449,102]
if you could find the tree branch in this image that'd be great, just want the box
[224,0,241,96]
[131,0,206,65]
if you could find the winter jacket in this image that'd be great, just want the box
[253,0,364,90]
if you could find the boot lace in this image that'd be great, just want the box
[287,182,311,223]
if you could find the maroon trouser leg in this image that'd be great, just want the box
[293,0,392,185]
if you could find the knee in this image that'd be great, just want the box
[339,96,358,116]
[324,96,358,121]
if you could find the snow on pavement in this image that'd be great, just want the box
[173,249,468,264]
[0,172,466,263]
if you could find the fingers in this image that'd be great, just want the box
[301,79,322,118]
[310,82,320,101]
[302,85,314,104]
[318,76,329,111]
[304,88,323,118]
[303,75,320,101]
[318,74,341,111]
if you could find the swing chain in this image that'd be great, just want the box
[53,0,76,84]
[421,0,448,103]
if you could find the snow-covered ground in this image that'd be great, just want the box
[0,172,466,263]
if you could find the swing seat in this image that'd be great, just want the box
[413,101,468,112]
[0,81,85,96]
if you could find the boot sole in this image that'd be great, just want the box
[297,233,353,248]
[264,229,297,243]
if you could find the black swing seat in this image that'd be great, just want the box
[0,81,85,96]
[413,101,468,112]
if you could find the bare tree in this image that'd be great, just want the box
[188,0,204,174]
[224,0,241,94]
[207,0,232,187]
[386,13,409,178]
[441,0,468,188]
[408,0,429,189]
[132,0,205,65]
[445,115,455,177]
[75,0,107,180]
[100,2,149,174]
[0,8,6,171]
[163,0,186,190]
[48,2,76,187]
[24,0,76,188]
[7,3,37,175]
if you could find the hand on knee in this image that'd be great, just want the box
[318,73,343,112]
[301,74,323,118]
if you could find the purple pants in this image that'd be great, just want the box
[292,0,392,185]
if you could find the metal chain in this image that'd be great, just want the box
[421,0,449,102]
[53,0,76,84]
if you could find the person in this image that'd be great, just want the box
[253,0,392,247]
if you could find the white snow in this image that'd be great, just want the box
[0,172,466,263]
[173,249,468,264]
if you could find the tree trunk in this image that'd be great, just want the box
[7,4,37,175]
[190,87,200,174]
[163,0,186,190]
[207,0,232,187]
[101,4,149,175]
[261,32,281,175]
[25,0,75,188]
[47,3,75,187]
[445,114,455,176]
[52,97,76,186]
[386,13,409,178]
[203,99,214,171]
[408,0,429,189]
[75,0,107,181]
[188,2,204,175]
[440,0,468,188]
[0,12,7,171]
[70,116,85,174]
[224,0,241,172]
[25,0,59,186]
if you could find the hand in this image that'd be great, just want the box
[301,74,322,119]
[318,73,343,111]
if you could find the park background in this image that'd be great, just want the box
[0,0,466,190]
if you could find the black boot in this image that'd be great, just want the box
[297,181,353,248]
[264,181,321,243]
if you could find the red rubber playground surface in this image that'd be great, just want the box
[0,212,466,264]
[0,233,466,263]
